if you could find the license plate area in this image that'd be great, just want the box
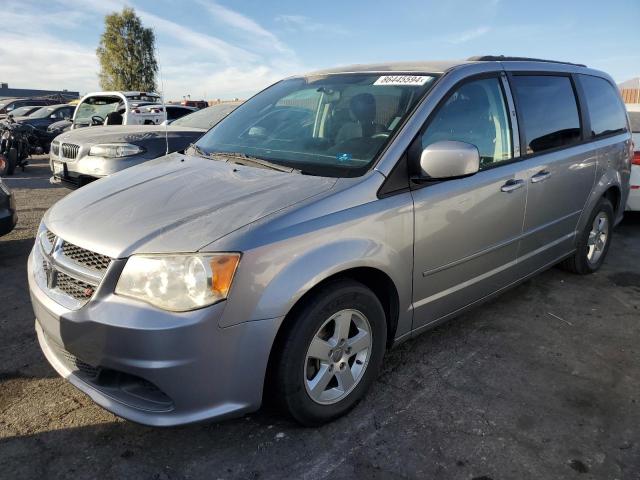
[53,161,65,177]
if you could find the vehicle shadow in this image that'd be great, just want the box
[1,155,65,191]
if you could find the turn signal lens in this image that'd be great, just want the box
[211,255,240,297]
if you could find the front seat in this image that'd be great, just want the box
[104,111,124,125]
[335,93,384,144]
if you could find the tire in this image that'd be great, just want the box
[7,147,18,175]
[273,279,387,426]
[560,197,614,274]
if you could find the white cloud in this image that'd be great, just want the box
[0,0,307,100]
[0,32,97,93]
[275,14,348,35]
[196,0,292,55]
[447,26,491,44]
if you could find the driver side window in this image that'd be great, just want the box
[421,77,513,169]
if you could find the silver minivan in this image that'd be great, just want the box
[29,57,632,426]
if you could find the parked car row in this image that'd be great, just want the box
[49,101,241,188]
[28,57,633,428]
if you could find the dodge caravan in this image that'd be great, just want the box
[29,57,632,426]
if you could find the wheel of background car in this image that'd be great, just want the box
[7,147,18,175]
[91,115,105,126]
[560,197,614,275]
[272,278,387,426]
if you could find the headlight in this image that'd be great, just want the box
[115,253,240,311]
[89,143,144,158]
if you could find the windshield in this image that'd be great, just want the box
[172,103,241,130]
[74,96,121,124]
[195,73,437,177]
[29,106,58,119]
[629,111,640,133]
[10,106,40,117]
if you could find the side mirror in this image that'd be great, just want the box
[418,141,480,180]
[50,114,57,119]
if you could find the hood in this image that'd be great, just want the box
[56,125,205,153]
[45,153,337,258]
[55,125,204,144]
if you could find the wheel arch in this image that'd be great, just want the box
[262,266,401,404]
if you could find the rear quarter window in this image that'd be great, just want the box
[511,75,581,155]
[579,75,628,137]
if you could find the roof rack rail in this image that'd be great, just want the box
[468,55,586,67]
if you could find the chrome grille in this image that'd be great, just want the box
[36,229,112,309]
[62,241,111,272]
[61,143,80,159]
[55,271,96,301]
[51,142,60,156]
[45,229,56,246]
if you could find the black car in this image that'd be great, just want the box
[0,97,60,119]
[7,105,47,118]
[0,176,17,236]
[11,104,76,131]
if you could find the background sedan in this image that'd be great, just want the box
[50,101,241,188]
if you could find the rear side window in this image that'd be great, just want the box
[511,75,581,155]
[579,75,628,137]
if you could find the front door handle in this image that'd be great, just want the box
[531,170,552,183]
[501,179,525,193]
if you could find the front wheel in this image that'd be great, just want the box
[560,197,614,274]
[273,279,387,426]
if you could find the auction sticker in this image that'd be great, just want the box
[373,75,432,86]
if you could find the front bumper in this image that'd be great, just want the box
[28,249,282,426]
[50,150,151,188]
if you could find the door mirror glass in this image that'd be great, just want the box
[419,141,480,179]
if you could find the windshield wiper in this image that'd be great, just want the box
[207,151,299,173]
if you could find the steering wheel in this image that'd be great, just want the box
[91,115,105,126]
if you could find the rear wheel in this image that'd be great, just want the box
[273,279,387,426]
[560,197,614,274]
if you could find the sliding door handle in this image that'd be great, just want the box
[531,170,552,183]
[501,179,525,193]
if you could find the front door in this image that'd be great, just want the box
[411,75,528,329]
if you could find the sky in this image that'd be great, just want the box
[0,0,638,101]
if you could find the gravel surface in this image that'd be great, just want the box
[1,156,639,479]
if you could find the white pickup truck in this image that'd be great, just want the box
[71,91,167,129]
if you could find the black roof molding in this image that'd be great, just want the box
[468,55,586,68]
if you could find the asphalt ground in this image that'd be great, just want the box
[1,156,639,479]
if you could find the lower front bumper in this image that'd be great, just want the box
[29,250,283,426]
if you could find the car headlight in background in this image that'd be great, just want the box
[89,143,145,158]
[115,253,241,311]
